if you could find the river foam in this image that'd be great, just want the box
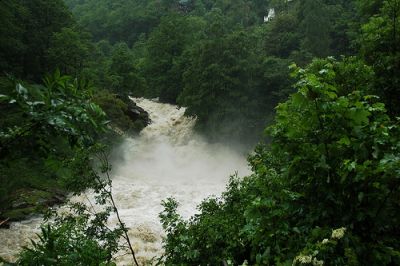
[0,98,250,265]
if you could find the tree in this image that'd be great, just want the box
[106,42,146,96]
[177,26,260,140]
[16,150,140,266]
[359,0,400,115]
[20,0,74,80]
[160,57,400,265]
[0,0,27,76]
[0,71,106,212]
[0,0,75,80]
[64,0,161,45]
[263,12,300,58]
[46,27,91,78]
[143,13,206,102]
[176,17,290,144]
[299,0,332,57]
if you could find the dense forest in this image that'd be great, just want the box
[1,0,400,265]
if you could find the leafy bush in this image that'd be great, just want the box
[18,221,117,266]
[0,70,106,160]
[15,149,139,266]
[0,72,140,265]
[159,57,400,265]
[0,71,107,216]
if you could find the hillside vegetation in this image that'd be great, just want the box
[1,0,399,265]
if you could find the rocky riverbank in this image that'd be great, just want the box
[0,188,66,228]
[0,96,150,226]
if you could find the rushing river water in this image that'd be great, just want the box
[0,98,250,265]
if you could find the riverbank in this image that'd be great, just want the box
[0,95,150,227]
[0,98,250,264]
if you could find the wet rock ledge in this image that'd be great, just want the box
[0,188,66,228]
[117,94,151,128]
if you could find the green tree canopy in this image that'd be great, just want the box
[160,57,400,265]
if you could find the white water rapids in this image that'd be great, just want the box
[0,98,250,265]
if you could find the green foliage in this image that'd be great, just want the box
[18,222,116,266]
[0,0,75,81]
[269,58,399,247]
[176,24,292,143]
[64,0,163,45]
[93,90,146,133]
[0,0,27,75]
[299,0,332,57]
[63,0,271,45]
[0,71,106,156]
[46,27,92,78]
[263,12,300,58]
[160,57,400,265]
[1,1,400,265]
[106,42,146,96]
[0,71,107,217]
[0,0,360,144]
[359,0,400,115]
[16,149,138,265]
[144,13,206,102]
[64,0,353,145]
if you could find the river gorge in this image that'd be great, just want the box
[0,98,250,265]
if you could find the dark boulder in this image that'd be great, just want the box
[117,94,151,126]
[0,188,67,222]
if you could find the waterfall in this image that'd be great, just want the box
[0,98,250,264]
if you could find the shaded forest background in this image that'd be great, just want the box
[3,0,389,144]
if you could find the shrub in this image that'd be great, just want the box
[159,57,400,265]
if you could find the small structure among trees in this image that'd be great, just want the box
[264,8,275,22]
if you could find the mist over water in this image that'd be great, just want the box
[0,98,250,264]
[111,98,250,264]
